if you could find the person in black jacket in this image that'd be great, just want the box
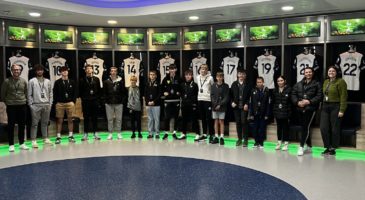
[103,66,127,140]
[53,66,77,144]
[161,64,182,140]
[249,77,271,148]
[272,76,291,151]
[179,69,199,140]
[210,72,229,145]
[144,70,161,139]
[79,65,101,141]
[230,69,251,147]
[291,67,322,156]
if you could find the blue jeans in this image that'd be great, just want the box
[146,106,160,135]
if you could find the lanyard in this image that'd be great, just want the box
[12,78,20,94]
[62,80,70,91]
[325,80,333,95]
[86,76,94,86]
[37,78,45,92]
[200,76,208,88]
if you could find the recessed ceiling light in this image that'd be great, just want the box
[29,12,41,17]
[108,20,117,25]
[281,6,294,11]
[189,16,199,21]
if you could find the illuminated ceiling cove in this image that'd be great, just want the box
[61,0,190,8]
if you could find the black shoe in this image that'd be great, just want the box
[147,135,153,139]
[172,134,178,140]
[68,136,75,143]
[253,142,259,148]
[209,136,214,143]
[177,134,186,140]
[328,149,336,156]
[131,133,136,139]
[198,135,207,141]
[321,148,330,155]
[211,137,219,144]
[220,138,225,145]
[236,140,242,146]
[55,137,61,144]
[162,133,168,140]
[138,133,143,138]
[155,135,160,139]
[243,140,248,147]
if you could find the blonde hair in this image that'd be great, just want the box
[130,75,138,82]
[200,64,208,70]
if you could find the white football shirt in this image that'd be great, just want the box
[293,53,318,82]
[123,57,141,87]
[221,56,240,87]
[9,56,30,83]
[335,51,365,91]
[254,55,279,89]
[158,57,175,83]
[190,57,207,83]
[47,57,67,88]
[85,57,105,88]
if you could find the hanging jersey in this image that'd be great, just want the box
[9,56,30,83]
[123,58,141,87]
[335,52,365,91]
[221,56,240,87]
[85,58,105,87]
[158,57,175,83]
[47,57,67,88]
[293,53,319,82]
[254,55,279,89]
[190,57,207,83]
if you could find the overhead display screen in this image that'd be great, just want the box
[117,33,145,45]
[44,29,73,44]
[80,32,109,45]
[152,32,178,45]
[287,22,321,38]
[8,26,36,42]
[215,28,241,43]
[184,31,208,44]
[331,18,365,36]
[249,25,279,41]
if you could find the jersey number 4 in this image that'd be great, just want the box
[128,65,137,74]
[343,63,357,76]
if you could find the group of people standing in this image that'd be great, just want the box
[1,63,347,157]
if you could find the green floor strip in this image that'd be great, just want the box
[1,132,365,161]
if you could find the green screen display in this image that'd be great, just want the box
[215,28,241,43]
[8,26,36,42]
[249,25,279,41]
[44,29,73,44]
[80,32,109,45]
[331,18,365,36]
[152,32,177,45]
[117,33,144,45]
[288,22,321,38]
[184,31,208,44]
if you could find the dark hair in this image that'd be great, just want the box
[85,64,93,70]
[277,75,286,82]
[59,66,68,72]
[34,64,44,71]
[327,66,338,78]
[304,67,314,73]
[184,69,193,76]
[237,69,247,74]
[169,64,177,69]
[256,76,264,82]
[149,70,157,75]
[216,72,224,77]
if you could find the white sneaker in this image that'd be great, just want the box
[20,144,30,150]
[9,145,15,152]
[44,138,52,145]
[117,133,123,140]
[275,141,281,150]
[259,145,264,149]
[194,135,200,140]
[107,134,113,140]
[304,146,312,153]
[282,142,288,151]
[297,147,304,156]
[32,140,38,148]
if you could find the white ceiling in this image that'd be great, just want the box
[0,0,364,27]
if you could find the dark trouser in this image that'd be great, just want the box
[82,100,98,133]
[130,110,142,133]
[6,105,27,146]
[320,103,341,149]
[198,101,213,136]
[181,106,199,135]
[298,110,316,147]
[276,118,289,142]
[252,116,267,145]
[164,101,179,132]
[233,109,248,141]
